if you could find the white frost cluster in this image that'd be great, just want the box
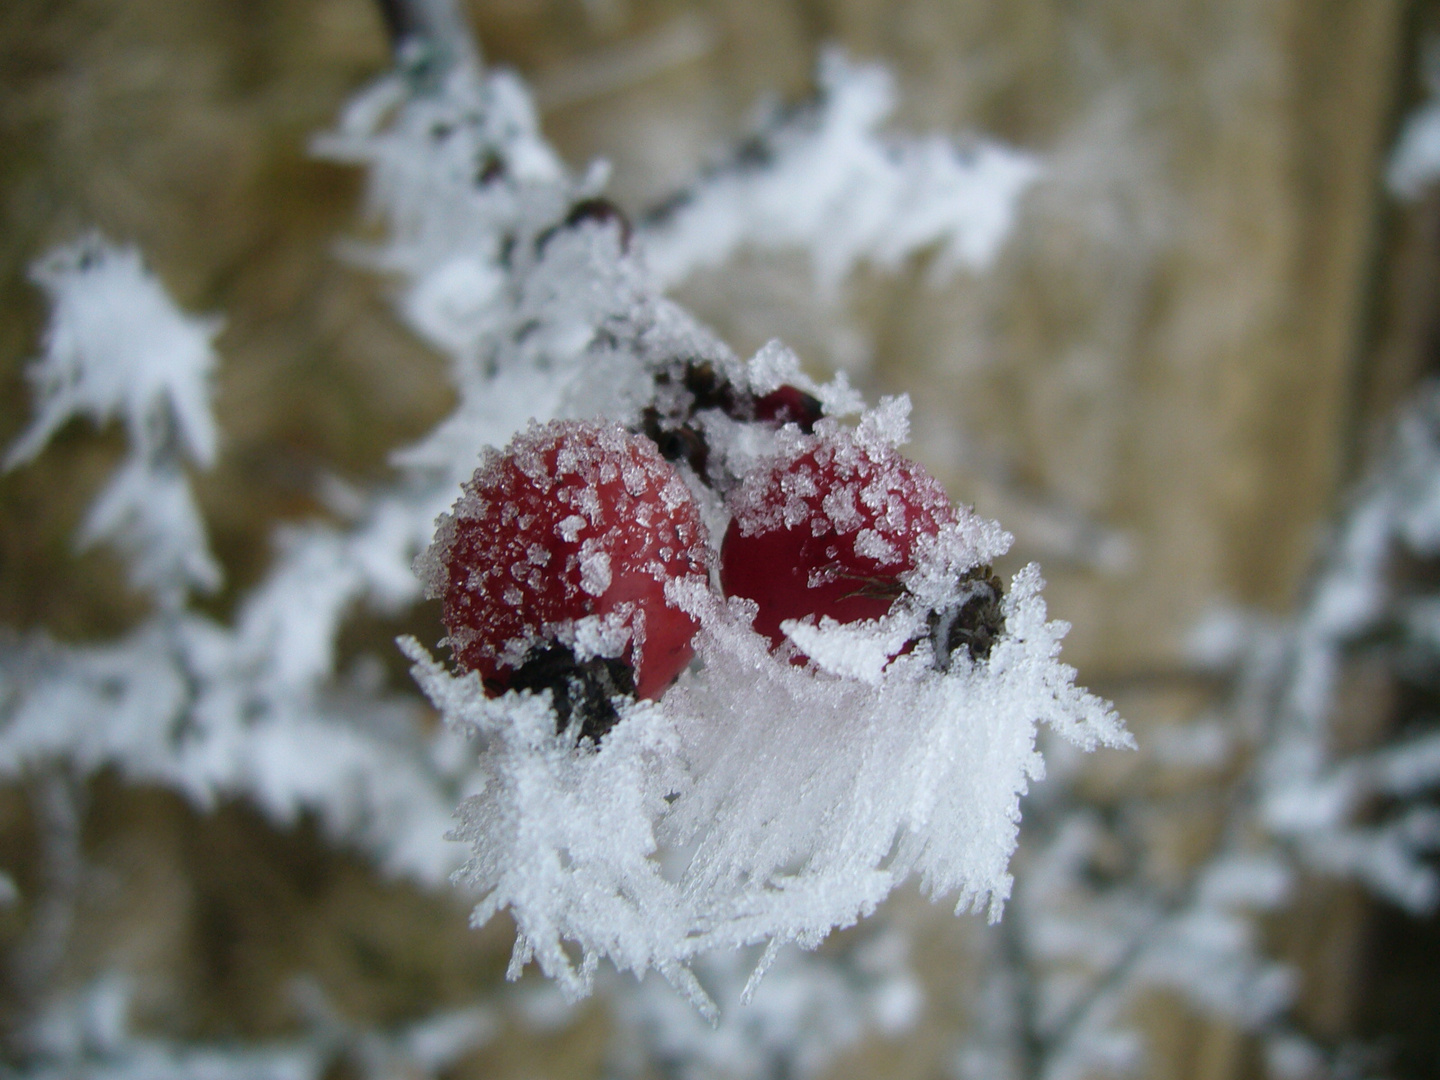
[641,49,1042,293]
[0,238,474,885]
[1389,50,1440,199]
[0,24,1120,1034]
[406,556,1122,1014]
[336,48,1122,1010]
[5,237,222,605]
[1249,386,1440,912]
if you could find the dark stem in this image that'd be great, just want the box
[5,771,86,1058]
[504,643,635,744]
[372,0,479,71]
[1000,895,1045,1080]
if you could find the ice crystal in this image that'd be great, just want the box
[403,545,1124,1013]
[960,384,1440,1078]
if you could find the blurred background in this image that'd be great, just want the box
[3,1,1440,1077]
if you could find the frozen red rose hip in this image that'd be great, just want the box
[419,419,709,737]
[752,384,824,432]
[720,429,950,644]
[720,425,1004,668]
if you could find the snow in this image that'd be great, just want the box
[725,402,957,553]
[18,973,495,1080]
[579,550,613,595]
[336,47,1123,993]
[975,380,1440,1077]
[13,10,1440,1073]
[6,237,220,473]
[780,612,918,684]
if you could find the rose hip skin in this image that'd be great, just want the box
[720,429,958,649]
[753,385,824,432]
[429,420,708,701]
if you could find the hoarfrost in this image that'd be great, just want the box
[0,240,474,887]
[641,50,1041,294]
[6,238,219,473]
[969,383,1440,1076]
[18,973,496,1080]
[780,612,919,684]
[4,237,222,606]
[404,548,1124,1009]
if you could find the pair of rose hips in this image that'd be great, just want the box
[423,375,1003,740]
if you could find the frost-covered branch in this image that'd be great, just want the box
[640,49,1040,293]
[309,40,1120,1009]
[5,239,222,608]
[1388,42,1440,199]
[18,973,496,1080]
[0,238,477,886]
[960,385,1440,1079]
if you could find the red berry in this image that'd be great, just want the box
[753,385,824,432]
[425,420,709,702]
[720,427,959,650]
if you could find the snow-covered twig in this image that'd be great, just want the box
[962,385,1440,1079]
[640,49,1040,294]
[5,239,222,609]
[18,973,496,1080]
